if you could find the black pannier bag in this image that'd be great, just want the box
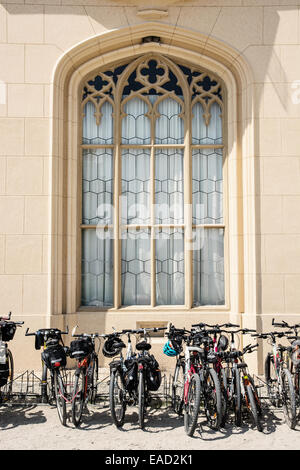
[0,322,16,342]
[124,358,138,392]
[0,361,9,387]
[69,338,94,360]
[42,343,67,370]
[145,355,162,392]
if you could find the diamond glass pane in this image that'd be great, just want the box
[192,148,223,225]
[155,97,184,144]
[192,101,222,145]
[193,228,224,306]
[121,229,151,306]
[121,148,150,225]
[155,149,184,224]
[82,148,113,225]
[81,229,114,307]
[82,101,113,145]
[156,228,184,305]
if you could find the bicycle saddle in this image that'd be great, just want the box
[136,341,151,351]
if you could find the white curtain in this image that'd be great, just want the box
[192,148,223,225]
[192,101,222,145]
[82,101,113,145]
[193,228,225,306]
[81,88,224,306]
[81,230,114,307]
[121,229,151,305]
[121,148,150,225]
[156,229,185,305]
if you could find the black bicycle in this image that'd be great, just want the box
[70,326,104,427]
[0,312,24,400]
[254,327,297,429]
[25,326,69,426]
[106,327,166,429]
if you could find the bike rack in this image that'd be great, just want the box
[0,370,172,409]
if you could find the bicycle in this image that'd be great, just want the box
[221,327,262,430]
[0,312,24,400]
[182,327,222,436]
[254,327,297,429]
[70,326,105,427]
[106,326,166,429]
[191,322,240,428]
[164,323,191,416]
[25,326,70,426]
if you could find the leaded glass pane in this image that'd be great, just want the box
[192,101,222,145]
[82,101,113,145]
[81,229,114,307]
[82,148,113,225]
[193,228,224,306]
[192,148,223,225]
[121,229,151,305]
[121,149,150,225]
[122,97,151,145]
[155,97,184,144]
[155,149,184,224]
[156,228,184,305]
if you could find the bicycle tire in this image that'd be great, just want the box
[41,362,49,404]
[72,368,86,427]
[6,349,14,397]
[281,368,297,430]
[246,383,262,432]
[249,374,263,417]
[220,368,228,427]
[109,368,126,428]
[138,369,146,429]
[172,360,185,415]
[184,373,201,437]
[204,368,222,430]
[264,353,278,407]
[233,368,242,426]
[88,355,98,405]
[53,369,67,426]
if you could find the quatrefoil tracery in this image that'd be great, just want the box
[81,54,223,132]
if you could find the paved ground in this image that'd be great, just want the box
[0,402,299,450]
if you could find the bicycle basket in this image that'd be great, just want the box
[0,361,9,387]
[69,338,94,360]
[0,322,16,342]
[145,355,161,392]
[42,343,67,370]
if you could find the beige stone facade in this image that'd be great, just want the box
[1,0,300,373]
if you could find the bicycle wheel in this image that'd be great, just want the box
[72,368,86,427]
[53,369,67,426]
[138,370,146,429]
[233,368,242,426]
[204,368,222,430]
[281,368,297,430]
[109,368,126,428]
[184,373,201,437]
[6,349,14,397]
[172,360,185,415]
[265,353,277,406]
[245,383,263,432]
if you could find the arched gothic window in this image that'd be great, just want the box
[80,54,225,308]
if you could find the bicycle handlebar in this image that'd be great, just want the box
[25,326,69,336]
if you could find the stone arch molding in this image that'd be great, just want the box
[49,23,256,326]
